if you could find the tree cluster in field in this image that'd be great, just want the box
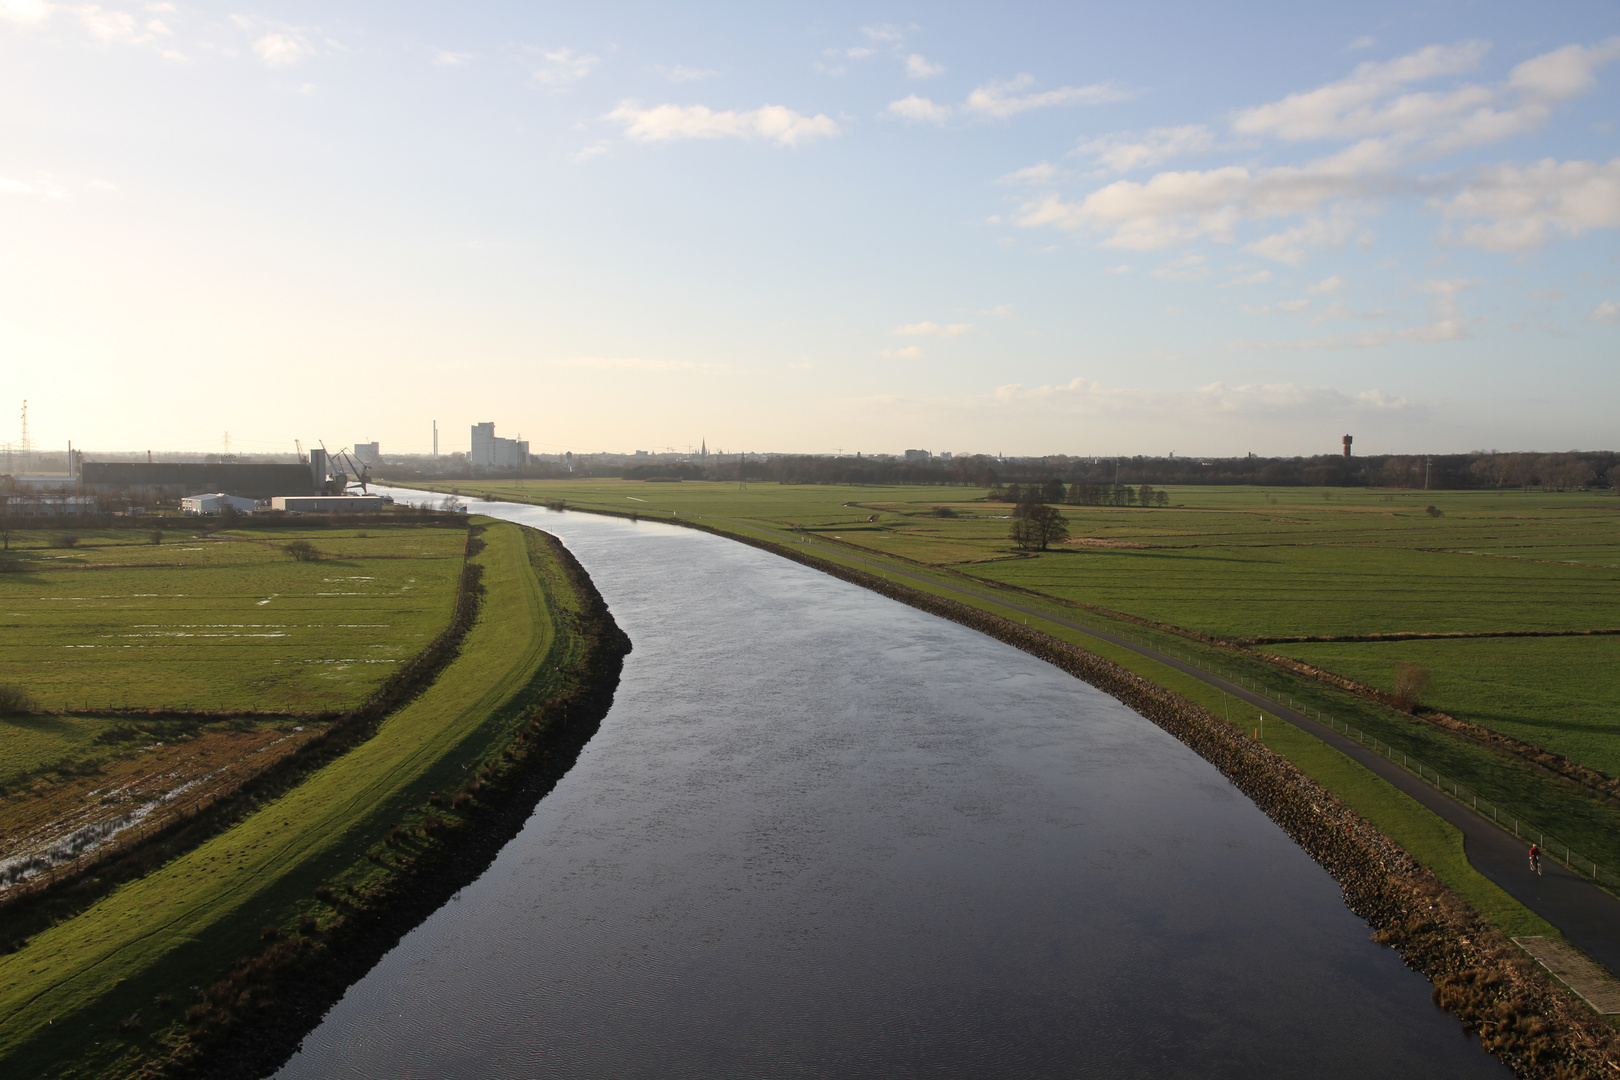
[991,479,1170,508]
[373,448,1617,491]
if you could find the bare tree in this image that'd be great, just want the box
[1392,662,1431,712]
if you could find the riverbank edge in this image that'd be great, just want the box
[557,504,1614,1078]
[128,526,632,1080]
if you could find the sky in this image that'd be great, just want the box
[1,1,1617,460]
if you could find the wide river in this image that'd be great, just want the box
[276,499,1505,1079]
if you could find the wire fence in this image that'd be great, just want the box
[1106,628,1618,893]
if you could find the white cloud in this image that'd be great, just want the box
[1246,214,1358,264]
[976,378,1412,418]
[1221,269,1272,287]
[885,93,951,124]
[1306,274,1347,294]
[1107,264,1131,274]
[1077,125,1215,173]
[1232,38,1620,157]
[1278,299,1311,313]
[1589,300,1620,324]
[254,31,315,68]
[905,53,943,79]
[1241,304,1272,315]
[988,304,1015,316]
[998,161,1059,184]
[0,176,37,195]
[432,50,473,67]
[894,321,972,337]
[0,0,51,25]
[1409,277,1479,340]
[881,345,925,359]
[861,23,903,43]
[1347,36,1378,51]
[532,47,599,85]
[964,74,1128,118]
[606,102,840,146]
[1150,254,1210,281]
[1434,157,1620,250]
[570,141,610,163]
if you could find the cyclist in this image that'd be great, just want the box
[1529,843,1542,876]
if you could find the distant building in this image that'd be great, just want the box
[0,495,98,516]
[270,495,391,513]
[904,449,931,463]
[353,442,380,466]
[1343,434,1354,459]
[81,462,314,499]
[181,493,257,516]
[470,422,529,469]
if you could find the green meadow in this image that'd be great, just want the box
[0,518,580,1078]
[0,524,466,715]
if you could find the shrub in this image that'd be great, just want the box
[927,506,957,518]
[0,557,24,574]
[1392,661,1432,712]
[1425,505,1444,518]
[150,529,164,545]
[298,916,318,936]
[0,683,39,715]
[260,924,280,941]
[313,885,335,903]
[281,539,321,562]
[48,533,79,549]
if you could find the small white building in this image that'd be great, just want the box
[181,493,257,516]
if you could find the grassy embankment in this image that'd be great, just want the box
[0,518,584,1078]
[416,479,1617,940]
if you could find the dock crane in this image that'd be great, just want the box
[319,441,372,495]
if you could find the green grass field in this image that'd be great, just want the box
[0,518,578,1078]
[0,524,466,714]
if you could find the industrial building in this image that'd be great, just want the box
[353,442,380,466]
[181,493,257,516]
[470,422,529,470]
[81,462,314,499]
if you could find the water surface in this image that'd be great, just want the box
[277,500,1504,1079]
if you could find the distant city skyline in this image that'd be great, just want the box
[1,1,1616,457]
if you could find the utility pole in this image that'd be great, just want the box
[1425,458,1431,490]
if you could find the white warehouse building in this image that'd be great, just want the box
[181,493,257,515]
[470,422,529,469]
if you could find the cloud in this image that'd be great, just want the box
[885,93,951,124]
[1589,300,1620,324]
[905,53,943,78]
[964,74,1128,118]
[0,0,51,25]
[1245,213,1358,263]
[1015,142,1393,251]
[254,32,314,67]
[569,141,610,163]
[894,321,972,337]
[880,346,925,359]
[861,23,904,43]
[1433,157,1620,250]
[1221,269,1272,287]
[1150,254,1210,281]
[998,161,1060,184]
[988,304,1015,316]
[1347,36,1378,51]
[432,50,473,66]
[1278,299,1311,313]
[1232,38,1620,156]
[532,46,598,85]
[1077,125,1216,173]
[1306,274,1347,294]
[1107,264,1131,274]
[607,102,841,146]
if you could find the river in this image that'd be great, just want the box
[275,499,1506,1078]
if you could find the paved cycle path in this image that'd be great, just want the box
[710,517,1620,978]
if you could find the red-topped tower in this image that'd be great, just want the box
[1342,434,1353,458]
